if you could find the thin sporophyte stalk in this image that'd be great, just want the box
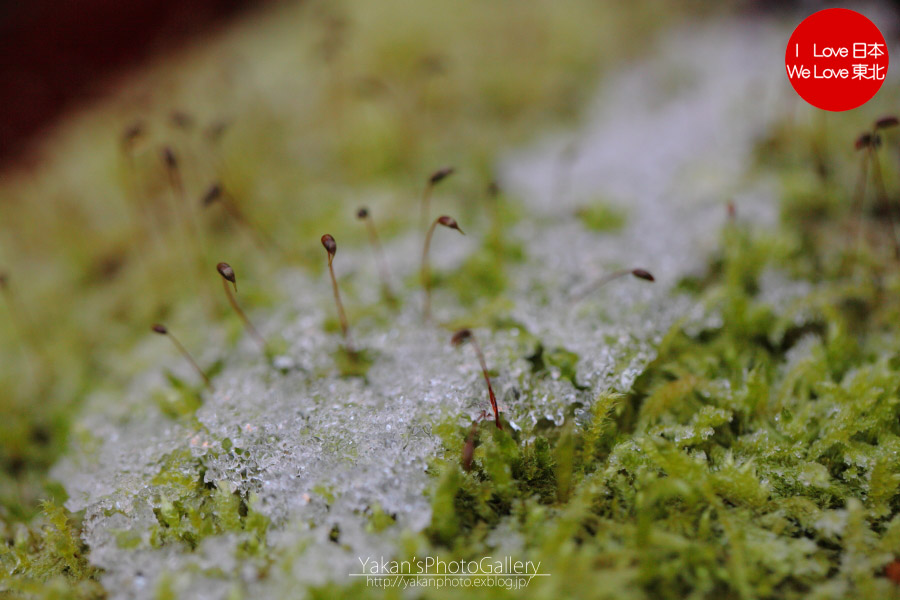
[321,234,354,353]
[216,262,268,353]
[462,410,488,471]
[151,323,211,388]
[571,267,655,303]
[852,116,900,258]
[202,182,279,253]
[356,206,396,302]
[451,329,501,430]
[421,215,464,321]
[420,167,455,234]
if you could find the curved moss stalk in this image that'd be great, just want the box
[421,215,464,321]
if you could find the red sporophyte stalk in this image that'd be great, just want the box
[121,121,145,153]
[216,262,268,353]
[461,410,488,471]
[421,215,464,321]
[161,146,180,182]
[356,207,396,301]
[321,235,354,352]
[169,110,195,131]
[571,268,655,302]
[727,200,737,222]
[151,323,211,388]
[886,559,900,585]
[451,329,502,430]
[420,167,455,234]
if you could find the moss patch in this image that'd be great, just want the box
[575,200,628,233]
[306,109,900,598]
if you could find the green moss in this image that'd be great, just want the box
[1,0,679,534]
[526,344,586,390]
[322,133,900,597]
[145,451,269,558]
[364,504,397,534]
[0,501,105,599]
[153,375,204,421]
[334,347,376,378]
[312,484,336,506]
[575,200,628,233]
[10,3,900,598]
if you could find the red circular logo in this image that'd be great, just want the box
[785,8,888,112]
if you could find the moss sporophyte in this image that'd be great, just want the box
[851,115,900,257]
[202,182,276,253]
[151,323,211,388]
[217,262,268,354]
[420,167,455,234]
[570,267,654,302]
[356,206,396,303]
[451,329,501,430]
[462,410,489,471]
[421,215,464,321]
[322,234,354,354]
[15,7,900,597]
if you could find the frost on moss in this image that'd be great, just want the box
[147,450,269,555]
[362,203,900,599]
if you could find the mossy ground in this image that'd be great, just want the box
[303,108,900,599]
[0,0,684,525]
[4,2,900,599]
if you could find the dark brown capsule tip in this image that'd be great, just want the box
[321,234,337,256]
[855,133,872,150]
[356,207,369,219]
[206,120,229,142]
[437,215,464,234]
[631,269,655,282]
[122,122,144,144]
[487,181,500,197]
[875,116,899,130]
[202,183,223,207]
[152,324,168,335]
[429,167,455,185]
[217,262,236,284]
[170,111,194,130]
[162,146,178,168]
[451,328,472,346]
